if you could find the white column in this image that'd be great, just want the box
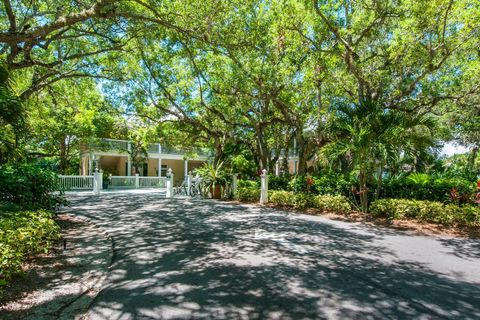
[275,161,280,176]
[166,168,174,198]
[158,143,161,154]
[187,172,192,196]
[93,171,102,195]
[127,157,132,176]
[260,169,268,204]
[158,158,162,177]
[135,173,139,188]
[293,160,298,175]
[184,159,188,180]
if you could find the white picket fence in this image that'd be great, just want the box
[59,175,94,190]
[139,176,167,188]
[109,176,136,188]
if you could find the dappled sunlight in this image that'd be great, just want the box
[55,193,480,319]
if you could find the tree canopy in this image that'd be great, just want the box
[1,0,479,183]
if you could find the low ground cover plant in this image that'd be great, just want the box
[370,198,480,227]
[0,209,60,285]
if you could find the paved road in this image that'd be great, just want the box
[62,193,480,320]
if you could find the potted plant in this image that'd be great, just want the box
[195,162,227,199]
[102,170,112,189]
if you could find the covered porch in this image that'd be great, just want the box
[80,154,207,184]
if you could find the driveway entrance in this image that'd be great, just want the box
[63,193,480,319]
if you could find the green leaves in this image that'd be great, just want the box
[0,210,60,284]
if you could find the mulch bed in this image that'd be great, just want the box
[227,199,480,239]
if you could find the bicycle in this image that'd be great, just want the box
[189,177,203,197]
[174,180,188,195]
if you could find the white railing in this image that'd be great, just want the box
[59,175,94,190]
[109,176,136,188]
[139,176,167,188]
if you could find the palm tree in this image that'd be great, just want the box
[321,102,436,212]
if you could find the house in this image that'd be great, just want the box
[79,139,210,184]
[79,138,303,184]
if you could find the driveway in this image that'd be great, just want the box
[62,193,480,319]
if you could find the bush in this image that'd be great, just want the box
[269,190,292,206]
[0,210,60,284]
[381,174,476,204]
[312,172,353,196]
[235,180,260,202]
[315,195,352,213]
[269,191,351,212]
[0,164,67,210]
[370,198,480,227]
[268,174,291,191]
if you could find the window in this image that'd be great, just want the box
[161,164,167,176]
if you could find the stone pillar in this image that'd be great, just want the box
[260,169,268,204]
[166,168,174,198]
[135,173,139,188]
[275,161,280,176]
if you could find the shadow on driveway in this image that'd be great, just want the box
[36,193,480,319]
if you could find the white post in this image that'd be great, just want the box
[93,171,102,195]
[158,143,162,154]
[293,160,298,175]
[135,173,139,188]
[187,172,192,196]
[260,169,268,204]
[232,173,238,198]
[184,159,188,180]
[275,161,280,176]
[166,168,174,198]
[158,158,162,177]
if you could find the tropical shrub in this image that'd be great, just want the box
[381,173,476,204]
[315,195,352,213]
[0,164,67,210]
[370,198,480,226]
[269,191,351,212]
[0,210,60,285]
[312,172,353,196]
[235,179,260,202]
[269,190,293,206]
[288,176,316,193]
[292,193,316,209]
[268,174,291,191]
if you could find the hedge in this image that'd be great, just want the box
[370,198,480,227]
[269,190,351,212]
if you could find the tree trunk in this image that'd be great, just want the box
[59,136,67,174]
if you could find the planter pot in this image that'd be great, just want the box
[210,185,222,199]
